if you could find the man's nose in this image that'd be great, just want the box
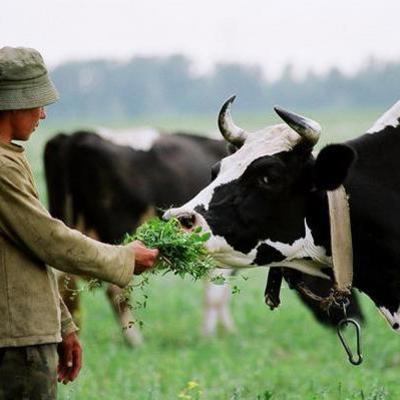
[40,107,46,119]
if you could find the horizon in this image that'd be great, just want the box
[48,52,397,83]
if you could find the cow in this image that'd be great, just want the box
[165,96,400,330]
[44,128,235,346]
[45,126,363,346]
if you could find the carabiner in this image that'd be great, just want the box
[337,318,363,366]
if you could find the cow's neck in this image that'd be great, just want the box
[284,190,333,275]
[305,190,332,257]
[343,128,400,314]
[263,190,333,278]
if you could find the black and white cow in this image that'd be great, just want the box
[47,126,363,345]
[45,128,235,345]
[165,97,400,331]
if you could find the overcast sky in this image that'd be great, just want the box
[2,0,400,79]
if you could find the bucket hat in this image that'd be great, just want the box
[0,47,59,110]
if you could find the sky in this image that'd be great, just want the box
[2,0,400,80]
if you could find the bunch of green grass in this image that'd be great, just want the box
[118,218,221,323]
[123,217,217,280]
[65,218,221,324]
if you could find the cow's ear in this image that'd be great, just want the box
[314,144,356,190]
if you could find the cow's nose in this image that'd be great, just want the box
[177,213,196,229]
[163,209,197,230]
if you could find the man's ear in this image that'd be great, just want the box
[314,144,356,191]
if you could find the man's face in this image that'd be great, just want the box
[10,107,46,141]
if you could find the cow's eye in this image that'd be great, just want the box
[211,162,221,182]
[258,175,270,187]
[257,174,282,189]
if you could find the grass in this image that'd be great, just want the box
[23,106,397,399]
[57,271,398,400]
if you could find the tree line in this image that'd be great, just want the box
[50,55,400,120]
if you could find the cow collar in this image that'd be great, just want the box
[327,185,353,299]
[265,185,354,309]
[295,185,354,308]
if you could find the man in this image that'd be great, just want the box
[0,46,159,400]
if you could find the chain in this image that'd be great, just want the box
[294,280,363,366]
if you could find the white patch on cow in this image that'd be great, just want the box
[96,126,161,151]
[253,220,331,278]
[172,124,302,213]
[378,306,400,333]
[270,260,330,279]
[208,229,330,278]
[212,243,259,268]
[263,221,332,266]
[366,100,400,134]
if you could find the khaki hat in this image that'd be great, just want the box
[0,47,59,110]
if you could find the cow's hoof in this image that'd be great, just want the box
[265,294,280,310]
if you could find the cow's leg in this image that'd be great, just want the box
[202,269,235,337]
[57,272,82,329]
[264,268,283,310]
[218,289,235,333]
[202,300,219,338]
[105,284,143,347]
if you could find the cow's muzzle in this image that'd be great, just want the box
[163,209,198,230]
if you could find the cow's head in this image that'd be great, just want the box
[164,97,355,274]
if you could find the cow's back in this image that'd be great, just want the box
[45,130,227,242]
[147,133,227,207]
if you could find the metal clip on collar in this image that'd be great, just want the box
[336,300,363,366]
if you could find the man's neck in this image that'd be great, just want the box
[0,116,13,144]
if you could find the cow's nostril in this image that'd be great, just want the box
[178,214,196,229]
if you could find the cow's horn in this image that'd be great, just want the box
[218,95,248,146]
[274,106,321,147]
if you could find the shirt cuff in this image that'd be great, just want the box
[61,317,79,338]
[115,244,135,288]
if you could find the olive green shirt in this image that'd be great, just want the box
[0,142,135,347]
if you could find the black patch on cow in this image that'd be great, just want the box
[44,133,72,222]
[341,123,400,314]
[254,243,285,265]
[195,152,313,255]
[304,191,331,255]
[314,144,356,191]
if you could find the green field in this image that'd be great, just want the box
[25,107,399,399]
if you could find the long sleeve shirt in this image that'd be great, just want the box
[0,141,134,347]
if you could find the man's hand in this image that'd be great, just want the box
[130,240,159,275]
[57,332,82,384]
